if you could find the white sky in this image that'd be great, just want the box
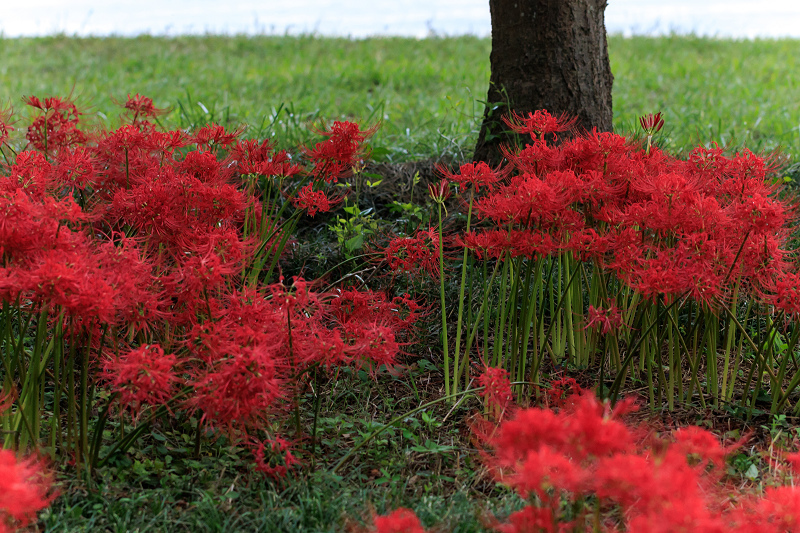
[1,1,799,39]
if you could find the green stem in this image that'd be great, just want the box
[437,202,450,398]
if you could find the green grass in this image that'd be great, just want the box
[0,35,490,161]
[2,34,800,164]
[41,363,524,532]
[610,35,800,161]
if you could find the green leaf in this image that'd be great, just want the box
[346,234,363,251]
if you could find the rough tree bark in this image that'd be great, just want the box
[474,0,614,164]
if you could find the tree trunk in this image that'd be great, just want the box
[474,0,613,164]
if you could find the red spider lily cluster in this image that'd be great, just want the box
[393,109,800,410]
[0,94,416,476]
[479,393,800,532]
[380,382,800,532]
[458,123,791,305]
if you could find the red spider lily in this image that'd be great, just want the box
[478,366,514,421]
[179,149,228,184]
[146,129,191,153]
[476,392,800,532]
[102,344,179,417]
[24,95,85,154]
[584,304,623,335]
[371,508,428,533]
[6,150,54,195]
[229,139,303,178]
[251,437,298,479]
[343,322,401,368]
[502,109,577,141]
[329,288,421,332]
[192,123,246,150]
[120,93,169,124]
[436,161,509,192]
[306,120,378,182]
[293,183,342,217]
[737,486,800,532]
[0,450,53,532]
[189,341,283,431]
[639,111,665,135]
[460,228,561,261]
[502,137,566,177]
[471,173,565,226]
[672,426,738,469]
[427,178,451,203]
[53,145,95,190]
[492,506,558,533]
[383,227,441,276]
[0,103,429,479]
[0,106,14,146]
[23,95,77,113]
[544,377,583,409]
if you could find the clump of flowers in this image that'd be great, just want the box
[0,450,53,533]
[478,392,800,532]
[0,93,416,478]
[395,106,800,413]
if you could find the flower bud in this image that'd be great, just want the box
[639,111,664,135]
[427,178,451,203]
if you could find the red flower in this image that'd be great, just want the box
[502,109,577,141]
[293,183,340,217]
[0,106,13,146]
[437,161,509,192]
[639,111,665,135]
[0,450,53,531]
[494,506,556,533]
[190,341,283,431]
[120,93,169,124]
[384,228,441,276]
[584,304,623,335]
[478,366,514,419]
[229,139,303,178]
[251,437,298,479]
[192,123,246,150]
[427,178,451,203]
[24,95,85,154]
[371,508,427,533]
[54,146,95,189]
[306,121,377,182]
[103,344,178,416]
[544,377,583,409]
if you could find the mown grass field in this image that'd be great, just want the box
[2,35,800,163]
[3,34,800,532]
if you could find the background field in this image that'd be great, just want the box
[2,35,800,166]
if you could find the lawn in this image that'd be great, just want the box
[2,34,800,532]
[2,35,800,161]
